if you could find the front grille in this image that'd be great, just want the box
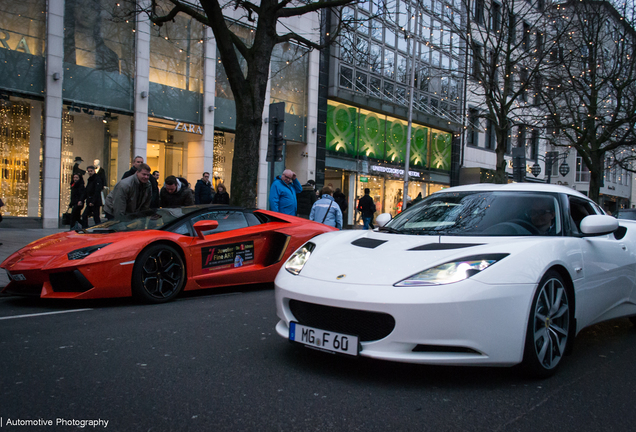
[412,344,481,355]
[289,299,395,342]
[49,270,93,293]
[5,285,43,296]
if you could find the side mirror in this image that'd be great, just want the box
[580,215,619,236]
[193,220,219,239]
[375,213,392,228]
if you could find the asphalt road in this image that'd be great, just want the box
[1,287,636,432]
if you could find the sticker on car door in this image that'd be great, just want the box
[201,241,254,271]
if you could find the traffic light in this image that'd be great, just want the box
[266,102,285,162]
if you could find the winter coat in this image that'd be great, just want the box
[69,179,86,208]
[160,179,195,208]
[310,195,343,229]
[121,166,137,180]
[333,190,348,214]
[212,191,230,205]
[103,173,152,217]
[195,179,214,204]
[357,194,376,218]
[149,175,160,208]
[84,174,103,206]
[296,184,317,218]
[268,176,302,215]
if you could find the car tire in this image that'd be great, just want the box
[521,270,571,378]
[132,244,186,304]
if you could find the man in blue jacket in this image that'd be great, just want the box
[269,169,302,215]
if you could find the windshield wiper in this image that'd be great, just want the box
[378,226,402,234]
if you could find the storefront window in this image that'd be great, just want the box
[63,0,135,111]
[430,130,452,170]
[358,109,385,159]
[213,21,252,130]
[0,96,43,217]
[0,0,46,96]
[213,131,234,194]
[149,2,204,123]
[60,106,131,214]
[327,101,358,156]
[356,175,383,224]
[270,42,309,142]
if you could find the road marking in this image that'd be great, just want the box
[0,309,92,320]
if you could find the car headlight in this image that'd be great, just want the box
[285,242,316,275]
[67,243,112,260]
[395,254,508,286]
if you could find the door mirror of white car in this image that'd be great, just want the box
[580,215,619,236]
[375,213,392,228]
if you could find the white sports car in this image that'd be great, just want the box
[274,184,636,377]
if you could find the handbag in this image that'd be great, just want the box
[62,211,71,225]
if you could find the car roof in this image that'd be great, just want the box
[435,183,589,199]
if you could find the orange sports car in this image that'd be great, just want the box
[1,205,336,303]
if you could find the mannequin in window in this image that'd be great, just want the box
[93,159,107,189]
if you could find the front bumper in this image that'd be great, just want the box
[275,271,536,366]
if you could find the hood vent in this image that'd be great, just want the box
[351,238,387,249]
[409,243,483,251]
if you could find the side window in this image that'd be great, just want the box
[569,197,596,233]
[244,212,261,226]
[191,210,249,235]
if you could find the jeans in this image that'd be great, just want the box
[362,217,373,230]
[81,204,101,227]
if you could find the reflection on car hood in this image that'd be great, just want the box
[298,230,544,285]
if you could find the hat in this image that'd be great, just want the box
[307,179,315,185]
[74,157,83,162]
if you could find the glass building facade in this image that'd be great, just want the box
[0,0,315,226]
[326,1,461,225]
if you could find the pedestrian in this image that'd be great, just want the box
[103,163,152,219]
[357,188,376,230]
[121,155,144,179]
[212,183,230,204]
[333,187,348,222]
[297,179,317,219]
[269,169,302,215]
[310,186,343,229]
[195,172,214,204]
[160,175,195,208]
[68,173,86,228]
[149,170,160,208]
[81,165,103,227]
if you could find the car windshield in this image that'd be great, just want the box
[386,191,562,236]
[83,207,201,233]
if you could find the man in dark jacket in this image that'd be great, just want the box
[160,175,195,208]
[121,155,144,179]
[333,188,348,225]
[357,188,376,230]
[194,172,214,204]
[149,172,160,208]
[296,180,317,219]
[81,165,103,227]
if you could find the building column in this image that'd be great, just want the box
[305,48,320,181]
[132,0,151,167]
[189,26,216,183]
[257,73,273,209]
[42,0,65,228]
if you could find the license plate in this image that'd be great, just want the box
[289,322,359,356]
[9,273,26,281]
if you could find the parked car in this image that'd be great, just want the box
[274,183,636,377]
[2,205,336,303]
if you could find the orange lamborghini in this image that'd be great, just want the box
[1,205,336,303]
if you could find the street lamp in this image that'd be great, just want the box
[531,151,570,183]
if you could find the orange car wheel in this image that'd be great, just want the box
[132,244,186,304]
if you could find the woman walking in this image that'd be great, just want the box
[68,173,86,228]
[309,186,343,229]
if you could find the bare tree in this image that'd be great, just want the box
[122,0,359,207]
[447,0,566,183]
[540,0,636,203]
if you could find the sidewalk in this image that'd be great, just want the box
[0,227,66,288]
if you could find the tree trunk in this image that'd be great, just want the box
[587,153,604,204]
[494,128,508,184]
